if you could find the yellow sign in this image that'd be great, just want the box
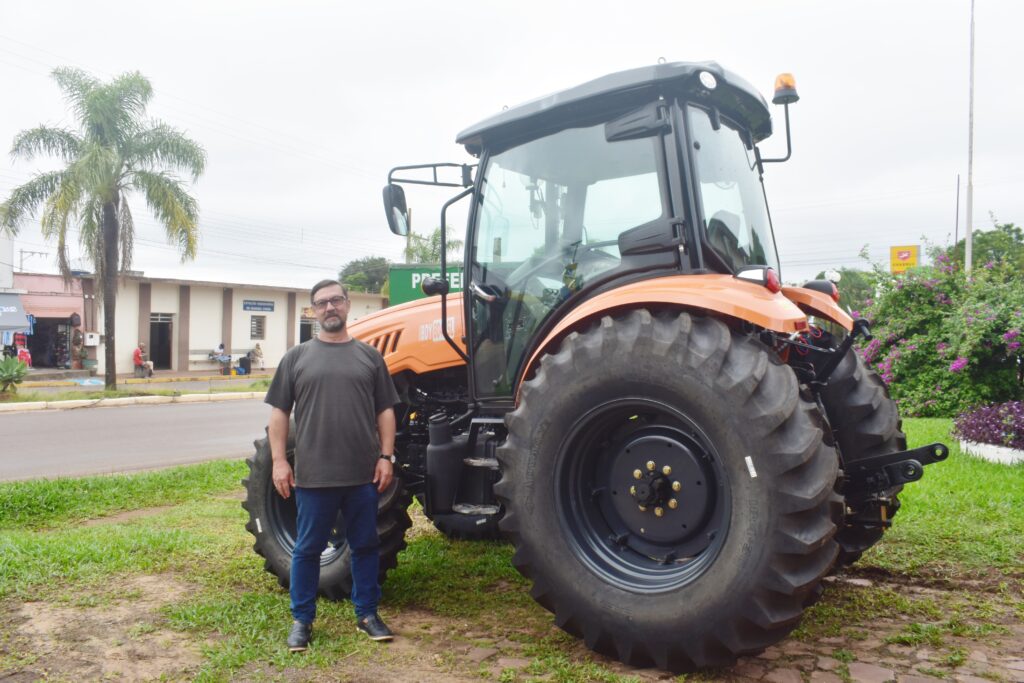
[890,245,919,274]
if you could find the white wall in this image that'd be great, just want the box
[232,289,290,368]
[96,280,141,375]
[0,236,12,290]
[189,286,223,358]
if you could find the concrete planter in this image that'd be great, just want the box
[959,440,1024,465]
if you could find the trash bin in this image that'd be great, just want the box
[238,355,252,374]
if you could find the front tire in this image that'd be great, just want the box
[242,434,412,599]
[495,310,840,671]
[818,347,906,566]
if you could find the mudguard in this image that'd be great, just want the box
[780,286,854,331]
[520,274,809,385]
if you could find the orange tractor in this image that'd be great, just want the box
[243,62,946,671]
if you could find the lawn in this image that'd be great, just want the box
[0,419,1021,682]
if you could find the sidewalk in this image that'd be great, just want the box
[22,367,274,388]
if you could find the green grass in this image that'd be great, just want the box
[865,418,1024,574]
[0,459,246,530]
[0,417,1020,681]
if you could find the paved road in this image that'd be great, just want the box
[0,399,272,482]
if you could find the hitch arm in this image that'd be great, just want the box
[843,442,949,495]
[813,317,872,385]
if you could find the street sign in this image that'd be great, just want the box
[889,245,920,274]
[388,264,464,305]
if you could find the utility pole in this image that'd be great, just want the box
[965,0,976,276]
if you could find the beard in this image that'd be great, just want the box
[320,314,346,332]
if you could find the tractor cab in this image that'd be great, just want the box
[385,61,792,402]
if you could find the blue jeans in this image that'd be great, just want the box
[291,484,380,624]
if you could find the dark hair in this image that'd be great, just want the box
[310,279,348,303]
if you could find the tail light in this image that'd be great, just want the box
[735,266,782,293]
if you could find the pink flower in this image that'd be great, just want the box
[1003,330,1020,341]
[949,357,969,373]
[1009,341,1022,352]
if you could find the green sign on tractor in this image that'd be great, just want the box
[387,264,464,305]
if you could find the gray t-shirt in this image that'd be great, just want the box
[264,337,400,487]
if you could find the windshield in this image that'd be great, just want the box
[471,122,666,396]
[687,105,779,273]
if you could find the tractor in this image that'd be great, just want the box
[243,61,946,672]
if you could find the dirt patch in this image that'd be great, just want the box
[1,572,1022,681]
[1,575,201,682]
[80,506,177,527]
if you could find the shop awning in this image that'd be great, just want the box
[0,293,30,332]
[19,293,82,320]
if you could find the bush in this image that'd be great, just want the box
[858,252,1024,417]
[0,357,29,393]
[953,401,1024,449]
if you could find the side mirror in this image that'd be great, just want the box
[382,184,409,236]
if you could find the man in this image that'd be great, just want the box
[132,342,154,377]
[264,279,399,652]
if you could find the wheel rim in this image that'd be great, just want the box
[556,398,731,593]
[264,453,347,567]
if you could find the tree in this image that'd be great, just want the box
[814,267,876,318]
[339,255,390,293]
[0,68,205,389]
[947,219,1024,271]
[404,227,463,264]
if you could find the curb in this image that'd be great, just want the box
[21,374,273,389]
[0,392,267,413]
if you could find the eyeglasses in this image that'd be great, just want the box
[312,295,348,311]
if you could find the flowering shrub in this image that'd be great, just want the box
[953,401,1024,449]
[857,251,1024,417]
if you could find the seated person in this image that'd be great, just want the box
[133,342,154,377]
[210,343,231,368]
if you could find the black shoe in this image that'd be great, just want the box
[287,621,312,652]
[356,613,394,641]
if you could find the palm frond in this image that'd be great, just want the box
[0,171,69,236]
[130,170,199,260]
[127,122,206,181]
[78,198,106,296]
[51,67,100,124]
[119,194,134,272]
[40,177,83,280]
[10,126,82,163]
[71,142,121,202]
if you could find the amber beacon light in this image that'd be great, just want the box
[772,73,799,105]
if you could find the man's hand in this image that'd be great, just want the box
[272,459,295,499]
[373,458,394,493]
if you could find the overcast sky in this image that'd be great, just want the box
[1,0,1021,288]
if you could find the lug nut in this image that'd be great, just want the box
[672,481,682,492]
[638,504,647,512]
[662,465,672,476]
[629,485,637,496]
[668,499,678,509]
[646,460,656,471]
[654,507,664,517]
[633,469,642,480]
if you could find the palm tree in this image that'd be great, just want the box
[404,227,463,264]
[0,68,205,389]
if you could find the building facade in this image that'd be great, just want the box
[9,272,386,374]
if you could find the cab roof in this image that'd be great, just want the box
[456,61,773,154]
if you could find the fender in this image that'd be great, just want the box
[521,274,809,387]
[780,286,853,332]
[348,293,467,376]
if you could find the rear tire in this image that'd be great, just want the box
[817,347,906,566]
[495,310,840,671]
[241,433,412,599]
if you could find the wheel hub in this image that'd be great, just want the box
[606,430,716,548]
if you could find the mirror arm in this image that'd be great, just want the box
[761,103,793,164]
[439,187,474,364]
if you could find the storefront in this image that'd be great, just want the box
[0,293,31,361]
[13,274,86,369]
